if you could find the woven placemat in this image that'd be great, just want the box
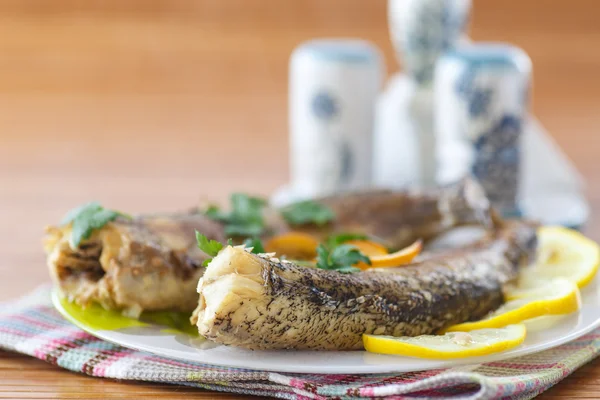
[1,286,597,399]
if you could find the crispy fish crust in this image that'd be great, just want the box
[45,178,491,316]
[193,221,537,350]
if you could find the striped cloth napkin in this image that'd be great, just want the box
[1,286,598,400]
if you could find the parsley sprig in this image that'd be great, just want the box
[61,202,128,248]
[205,193,267,237]
[243,237,266,254]
[325,233,368,248]
[195,233,265,267]
[195,232,232,266]
[280,200,335,226]
[315,243,370,274]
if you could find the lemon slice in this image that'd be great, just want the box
[363,325,526,359]
[520,226,600,289]
[444,278,580,332]
[522,315,569,333]
[505,278,568,301]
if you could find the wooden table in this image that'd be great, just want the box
[1,0,599,398]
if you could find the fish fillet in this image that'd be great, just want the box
[45,212,225,317]
[193,221,537,350]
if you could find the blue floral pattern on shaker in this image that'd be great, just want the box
[455,68,493,118]
[338,140,354,185]
[455,67,474,96]
[474,115,521,151]
[401,0,471,84]
[472,115,522,214]
[311,92,339,122]
[468,88,493,117]
[440,1,470,49]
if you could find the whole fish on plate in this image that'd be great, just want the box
[44,178,491,317]
[192,220,537,350]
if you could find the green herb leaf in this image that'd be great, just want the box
[224,222,264,238]
[62,203,121,248]
[88,209,120,229]
[204,205,230,222]
[330,244,371,267]
[195,231,224,257]
[196,234,261,267]
[230,193,266,223]
[280,200,335,226]
[315,244,332,270]
[61,202,102,226]
[315,243,369,274]
[326,233,368,248]
[204,193,267,238]
[243,237,265,254]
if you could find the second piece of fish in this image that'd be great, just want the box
[271,177,492,250]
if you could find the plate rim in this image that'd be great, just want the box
[52,283,600,375]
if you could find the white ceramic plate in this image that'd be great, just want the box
[52,277,600,375]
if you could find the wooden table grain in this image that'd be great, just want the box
[1,0,599,398]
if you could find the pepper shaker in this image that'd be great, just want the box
[288,39,383,199]
[435,43,532,216]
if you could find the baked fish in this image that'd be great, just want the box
[193,220,537,350]
[45,178,491,316]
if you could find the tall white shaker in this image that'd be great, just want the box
[435,43,532,216]
[375,0,471,188]
[288,39,383,199]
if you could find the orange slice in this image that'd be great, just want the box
[265,232,319,260]
[356,240,423,270]
[345,240,389,257]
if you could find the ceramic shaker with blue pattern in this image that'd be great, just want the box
[380,0,471,188]
[288,39,383,198]
[388,0,471,86]
[435,43,532,216]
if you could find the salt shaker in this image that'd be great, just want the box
[435,43,532,216]
[388,0,472,86]
[376,0,471,188]
[288,39,383,199]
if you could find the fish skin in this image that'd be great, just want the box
[273,177,492,250]
[194,220,537,350]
